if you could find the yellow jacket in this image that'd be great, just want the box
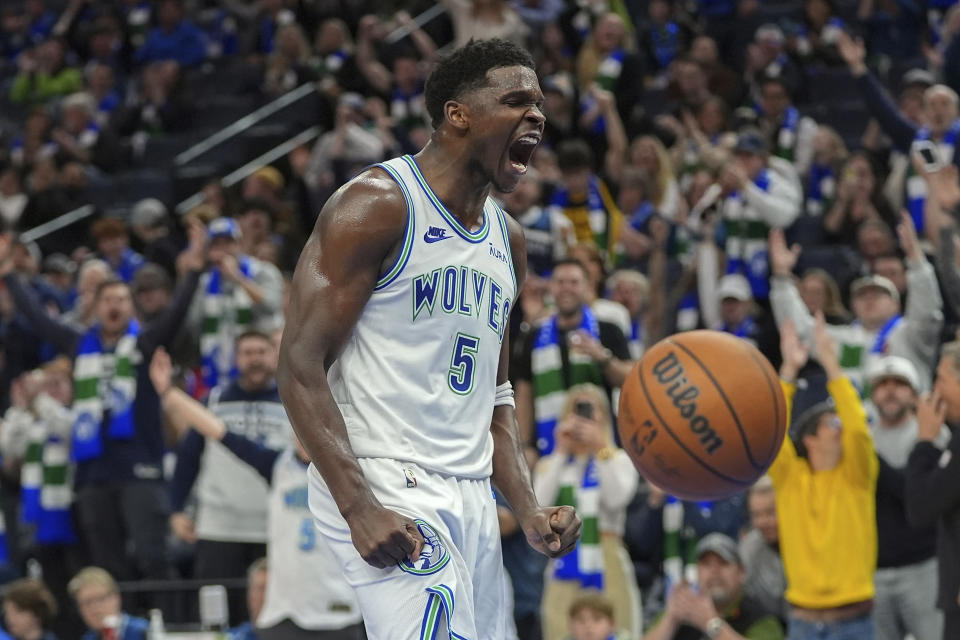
[769,378,879,609]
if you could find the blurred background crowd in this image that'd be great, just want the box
[2,0,960,639]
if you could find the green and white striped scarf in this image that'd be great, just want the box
[200,260,255,388]
[553,456,603,588]
[38,436,73,543]
[72,321,140,461]
[662,497,698,590]
[531,306,605,454]
[22,423,74,544]
[21,422,45,522]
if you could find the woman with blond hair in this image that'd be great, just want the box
[263,24,317,97]
[628,135,684,221]
[440,0,529,49]
[534,383,641,640]
[799,268,850,324]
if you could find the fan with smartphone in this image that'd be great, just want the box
[914,140,944,172]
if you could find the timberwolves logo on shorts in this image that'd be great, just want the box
[398,519,450,576]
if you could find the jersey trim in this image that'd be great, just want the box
[401,155,491,244]
[373,162,416,291]
[492,201,518,294]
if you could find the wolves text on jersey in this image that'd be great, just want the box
[412,266,512,343]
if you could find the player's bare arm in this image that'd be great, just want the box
[278,170,424,570]
[491,215,582,558]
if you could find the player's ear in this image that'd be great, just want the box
[444,100,470,132]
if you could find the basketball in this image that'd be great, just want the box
[618,331,787,500]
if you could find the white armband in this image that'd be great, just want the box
[494,381,515,408]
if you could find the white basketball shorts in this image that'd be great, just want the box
[307,457,518,640]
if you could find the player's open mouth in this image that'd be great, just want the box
[507,133,541,174]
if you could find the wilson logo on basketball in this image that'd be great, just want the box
[618,331,787,501]
[651,351,724,455]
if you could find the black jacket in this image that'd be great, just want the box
[876,456,938,568]
[906,426,960,611]
[3,270,200,486]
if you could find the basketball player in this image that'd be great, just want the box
[277,39,581,639]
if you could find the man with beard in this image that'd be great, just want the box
[514,258,632,455]
[0,235,202,592]
[905,341,960,639]
[868,356,946,640]
[739,478,787,625]
[642,533,785,639]
[169,332,293,624]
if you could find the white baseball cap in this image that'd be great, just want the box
[867,356,920,392]
[717,274,753,302]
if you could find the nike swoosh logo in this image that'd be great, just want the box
[423,233,451,243]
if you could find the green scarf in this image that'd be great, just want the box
[553,456,603,588]
[72,321,140,461]
[531,306,605,454]
[200,260,255,388]
[662,497,698,590]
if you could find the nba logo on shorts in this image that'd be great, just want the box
[404,468,417,488]
[398,520,450,576]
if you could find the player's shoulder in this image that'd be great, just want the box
[499,209,527,273]
[500,208,524,239]
[321,164,408,225]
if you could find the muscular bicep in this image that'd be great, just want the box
[282,173,408,369]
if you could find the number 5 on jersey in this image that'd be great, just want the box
[449,333,480,395]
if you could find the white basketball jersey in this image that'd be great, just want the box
[328,155,517,479]
[258,450,361,630]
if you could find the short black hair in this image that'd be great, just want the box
[94,277,128,301]
[757,72,796,99]
[239,197,276,222]
[556,139,595,172]
[424,38,535,127]
[236,330,274,348]
[552,257,590,280]
[791,400,835,459]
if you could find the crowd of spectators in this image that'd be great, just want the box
[3,0,960,639]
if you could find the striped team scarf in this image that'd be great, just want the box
[662,496,685,592]
[908,121,960,233]
[662,497,702,592]
[23,429,76,544]
[628,319,644,360]
[650,22,680,69]
[111,248,145,284]
[723,170,772,299]
[200,259,255,389]
[595,49,625,91]
[675,292,700,333]
[806,163,835,216]
[37,436,75,544]
[552,457,602,588]
[21,422,45,524]
[72,321,140,461]
[772,106,800,163]
[549,176,622,260]
[725,316,757,343]
[531,307,605,454]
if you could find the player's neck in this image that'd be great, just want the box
[414,141,490,229]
